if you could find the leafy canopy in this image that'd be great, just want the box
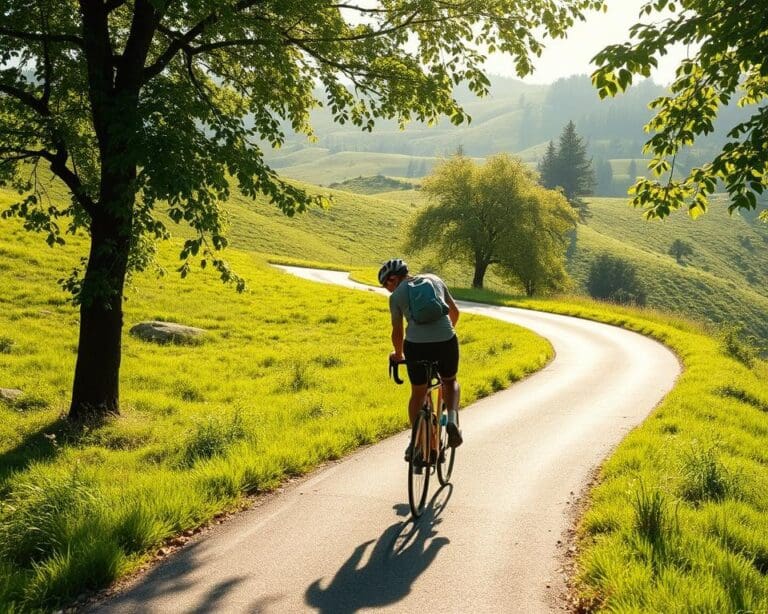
[405,153,576,294]
[0,0,605,299]
[591,0,768,222]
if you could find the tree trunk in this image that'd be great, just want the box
[472,260,489,288]
[69,187,133,421]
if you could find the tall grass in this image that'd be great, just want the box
[453,286,768,611]
[0,214,553,610]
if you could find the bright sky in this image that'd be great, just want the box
[484,0,690,85]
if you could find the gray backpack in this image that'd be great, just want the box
[407,276,449,323]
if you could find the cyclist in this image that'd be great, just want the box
[379,258,463,459]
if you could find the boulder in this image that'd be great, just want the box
[0,388,23,402]
[129,321,206,345]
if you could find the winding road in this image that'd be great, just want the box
[98,267,680,613]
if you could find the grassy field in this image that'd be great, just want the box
[450,288,768,611]
[0,213,552,610]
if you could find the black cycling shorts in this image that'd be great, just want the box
[403,336,459,386]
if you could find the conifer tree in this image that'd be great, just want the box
[556,120,596,203]
[537,141,559,190]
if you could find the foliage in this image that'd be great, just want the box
[668,238,694,264]
[538,121,595,218]
[586,253,647,306]
[592,0,768,222]
[718,325,760,368]
[405,153,576,292]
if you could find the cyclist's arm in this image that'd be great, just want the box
[391,317,405,360]
[446,293,460,327]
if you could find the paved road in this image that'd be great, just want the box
[98,268,680,613]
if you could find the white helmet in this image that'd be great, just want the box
[377,258,408,285]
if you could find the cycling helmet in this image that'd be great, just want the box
[378,258,408,285]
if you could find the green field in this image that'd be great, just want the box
[0,202,551,610]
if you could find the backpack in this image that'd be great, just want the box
[407,276,449,324]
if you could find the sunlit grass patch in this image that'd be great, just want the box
[0,214,552,610]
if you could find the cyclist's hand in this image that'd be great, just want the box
[389,350,404,364]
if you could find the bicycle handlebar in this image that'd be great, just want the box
[388,358,440,386]
[389,358,407,385]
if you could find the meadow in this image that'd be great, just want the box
[0,212,552,610]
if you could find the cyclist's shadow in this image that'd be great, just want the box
[305,484,453,613]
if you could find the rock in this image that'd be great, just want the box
[0,388,22,402]
[129,321,205,345]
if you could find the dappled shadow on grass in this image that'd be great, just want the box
[304,484,453,613]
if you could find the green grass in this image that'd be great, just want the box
[452,287,768,611]
[0,215,552,611]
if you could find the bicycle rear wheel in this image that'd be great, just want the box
[408,410,431,518]
[437,407,457,485]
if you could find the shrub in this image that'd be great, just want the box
[587,253,647,306]
[0,336,13,354]
[718,325,759,367]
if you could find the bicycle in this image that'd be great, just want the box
[389,358,458,518]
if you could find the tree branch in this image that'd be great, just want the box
[145,0,266,81]
[0,27,82,46]
[0,82,50,116]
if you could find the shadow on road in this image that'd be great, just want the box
[304,484,453,613]
[91,539,254,613]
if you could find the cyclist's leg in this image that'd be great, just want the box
[437,336,463,447]
[404,340,430,425]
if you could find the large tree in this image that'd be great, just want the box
[592,0,768,221]
[404,153,576,291]
[0,0,603,420]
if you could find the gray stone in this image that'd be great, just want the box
[129,321,206,345]
[0,388,23,402]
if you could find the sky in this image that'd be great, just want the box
[484,0,690,85]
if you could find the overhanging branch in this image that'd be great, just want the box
[0,26,82,47]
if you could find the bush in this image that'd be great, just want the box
[718,325,760,367]
[587,253,647,306]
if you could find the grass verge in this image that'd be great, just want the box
[0,219,552,611]
[452,287,768,611]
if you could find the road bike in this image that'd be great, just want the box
[389,358,458,518]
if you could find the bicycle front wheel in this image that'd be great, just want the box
[437,408,457,485]
[408,410,431,518]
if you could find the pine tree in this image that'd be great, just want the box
[537,141,559,190]
[556,120,596,203]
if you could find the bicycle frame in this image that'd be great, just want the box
[390,358,444,451]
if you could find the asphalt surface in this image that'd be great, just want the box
[98,267,680,613]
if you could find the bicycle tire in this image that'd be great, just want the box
[408,410,431,518]
[437,405,457,485]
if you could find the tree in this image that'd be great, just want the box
[537,141,560,191]
[668,239,694,264]
[0,0,603,420]
[586,253,647,306]
[556,120,596,204]
[538,121,595,219]
[404,153,576,292]
[497,183,577,296]
[592,0,768,222]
